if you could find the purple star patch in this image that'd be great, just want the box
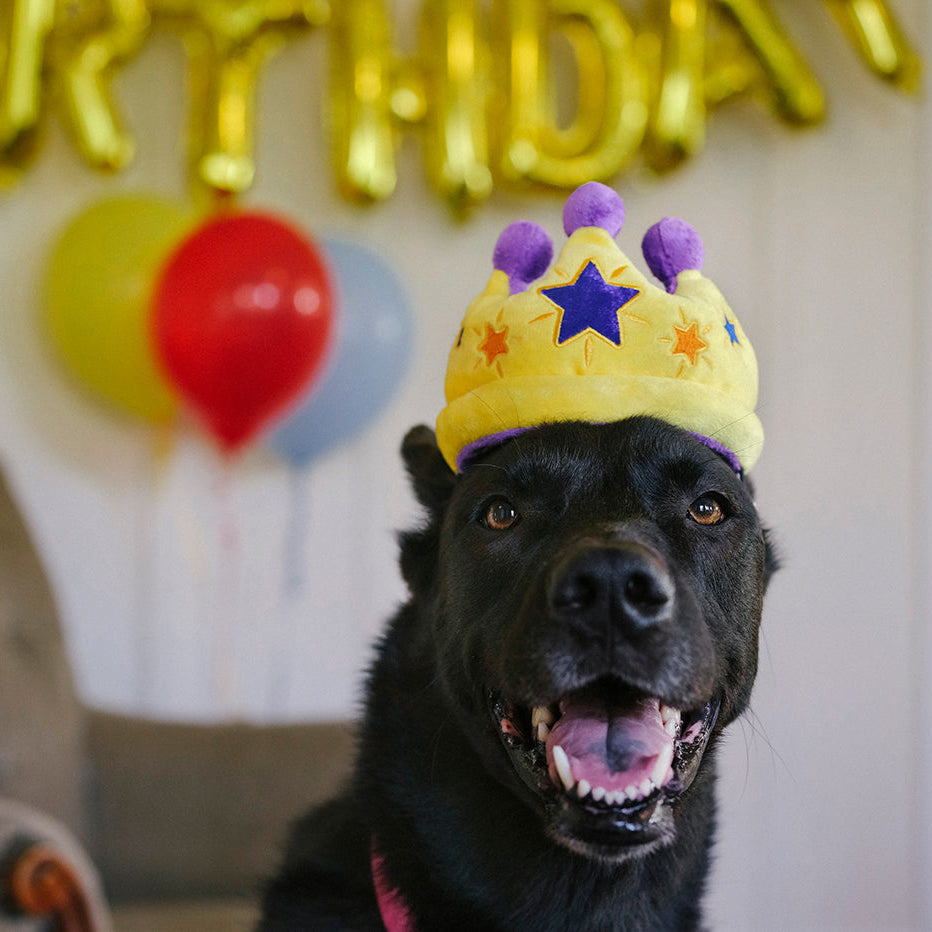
[542,261,640,346]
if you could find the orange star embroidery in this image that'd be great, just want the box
[478,321,509,367]
[671,320,707,365]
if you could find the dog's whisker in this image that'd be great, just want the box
[738,704,794,785]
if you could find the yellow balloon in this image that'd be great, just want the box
[44,195,198,423]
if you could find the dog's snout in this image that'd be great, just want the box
[548,542,675,634]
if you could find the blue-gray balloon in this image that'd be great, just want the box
[268,238,413,466]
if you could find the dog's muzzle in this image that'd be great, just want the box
[488,538,720,861]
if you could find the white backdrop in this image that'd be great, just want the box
[0,2,929,928]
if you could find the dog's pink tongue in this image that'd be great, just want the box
[545,696,673,795]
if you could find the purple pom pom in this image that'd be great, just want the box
[563,182,625,238]
[641,218,704,294]
[493,221,554,295]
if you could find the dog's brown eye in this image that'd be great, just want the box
[483,499,519,531]
[688,494,726,526]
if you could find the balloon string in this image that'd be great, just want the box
[212,456,242,716]
[133,426,177,715]
[267,463,312,718]
[132,439,157,713]
[283,463,311,598]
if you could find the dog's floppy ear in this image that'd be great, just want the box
[401,425,456,513]
[400,426,455,595]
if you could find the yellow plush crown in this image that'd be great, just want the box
[436,183,762,473]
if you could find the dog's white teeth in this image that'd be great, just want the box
[650,740,676,788]
[587,780,656,807]
[532,706,556,728]
[660,704,682,737]
[536,722,551,742]
[552,745,575,792]
[552,752,663,804]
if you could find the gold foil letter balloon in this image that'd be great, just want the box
[0,0,54,178]
[0,0,924,200]
[645,0,707,172]
[826,0,919,89]
[420,0,493,211]
[495,0,648,188]
[329,0,399,202]
[712,0,824,124]
[330,0,493,210]
[172,0,327,195]
[55,0,150,172]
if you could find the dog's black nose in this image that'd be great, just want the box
[548,542,675,634]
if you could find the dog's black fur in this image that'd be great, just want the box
[260,417,776,930]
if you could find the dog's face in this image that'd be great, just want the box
[402,417,774,864]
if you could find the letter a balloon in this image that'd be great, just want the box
[152,212,334,451]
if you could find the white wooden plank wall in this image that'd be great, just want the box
[0,1,928,927]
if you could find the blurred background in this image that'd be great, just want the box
[0,0,929,928]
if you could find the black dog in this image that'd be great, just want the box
[261,416,776,930]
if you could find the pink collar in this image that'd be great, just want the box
[371,839,416,932]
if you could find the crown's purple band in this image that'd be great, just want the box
[456,426,743,474]
[687,432,742,474]
[456,428,531,471]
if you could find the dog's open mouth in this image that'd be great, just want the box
[490,678,719,860]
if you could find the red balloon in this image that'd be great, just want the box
[152,212,334,451]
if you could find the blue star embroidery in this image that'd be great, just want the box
[541,261,640,347]
[724,317,739,345]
